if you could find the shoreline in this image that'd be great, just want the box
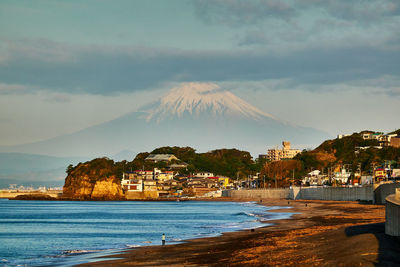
[78,199,400,266]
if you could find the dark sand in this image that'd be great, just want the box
[80,199,400,266]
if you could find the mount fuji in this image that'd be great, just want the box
[1,83,329,159]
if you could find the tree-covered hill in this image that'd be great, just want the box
[124,147,261,178]
[65,146,263,183]
[260,130,400,186]
[294,131,400,176]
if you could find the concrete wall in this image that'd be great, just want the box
[125,191,159,200]
[293,186,374,202]
[385,189,400,236]
[224,186,374,202]
[223,188,290,199]
[374,182,400,204]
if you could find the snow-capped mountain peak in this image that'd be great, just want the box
[143,82,275,122]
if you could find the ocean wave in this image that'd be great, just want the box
[125,244,141,248]
[238,201,258,207]
[233,211,256,217]
[268,206,292,210]
[62,249,101,255]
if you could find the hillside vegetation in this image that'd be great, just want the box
[64,130,400,192]
[260,130,400,186]
[111,146,262,179]
[295,132,400,173]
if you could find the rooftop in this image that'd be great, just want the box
[145,154,178,161]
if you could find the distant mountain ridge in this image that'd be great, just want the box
[0,83,330,158]
[0,152,88,188]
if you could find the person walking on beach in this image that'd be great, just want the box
[162,233,165,246]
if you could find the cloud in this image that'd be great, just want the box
[44,93,72,103]
[0,39,399,96]
[193,0,400,51]
[193,0,296,25]
[193,0,400,25]
[0,83,29,94]
[299,0,400,23]
[3,39,79,64]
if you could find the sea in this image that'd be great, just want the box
[0,199,292,266]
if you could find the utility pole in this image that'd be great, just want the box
[292,169,295,186]
[372,163,376,184]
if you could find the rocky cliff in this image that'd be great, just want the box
[62,158,124,200]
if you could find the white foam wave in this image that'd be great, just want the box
[126,244,141,248]
[63,249,101,255]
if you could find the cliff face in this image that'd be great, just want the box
[91,179,124,199]
[62,158,124,200]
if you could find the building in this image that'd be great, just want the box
[135,170,155,180]
[337,134,351,139]
[333,167,351,184]
[145,154,178,162]
[121,172,143,192]
[218,176,231,187]
[143,179,158,191]
[121,168,174,192]
[168,162,188,169]
[194,172,214,178]
[258,154,268,160]
[157,171,174,182]
[374,168,386,182]
[379,134,398,147]
[361,132,384,140]
[266,141,301,161]
[390,136,400,148]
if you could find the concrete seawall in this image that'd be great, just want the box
[385,188,400,236]
[224,185,375,202]
[225,188,290,199]
[224,182,400,204]
[293,186,374,202]
[374,182,400,204]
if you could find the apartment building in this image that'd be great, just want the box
[267,141,301,161]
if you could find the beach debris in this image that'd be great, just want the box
[142,241,152,243]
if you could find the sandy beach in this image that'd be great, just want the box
[79,199,400,266]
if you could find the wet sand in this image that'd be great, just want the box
[80,199,400,266]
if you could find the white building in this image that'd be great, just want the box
[194,172,214,178]
[333,167,351,184]
[145,154,178,162]
[121,172,143,192]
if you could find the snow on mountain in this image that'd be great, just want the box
[143,82,275,122]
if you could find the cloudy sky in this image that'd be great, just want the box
[1,0,399,146]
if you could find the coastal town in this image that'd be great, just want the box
[2,130,399,201]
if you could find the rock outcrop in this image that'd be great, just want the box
[13,194,56,200]
[62,158,124,200]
